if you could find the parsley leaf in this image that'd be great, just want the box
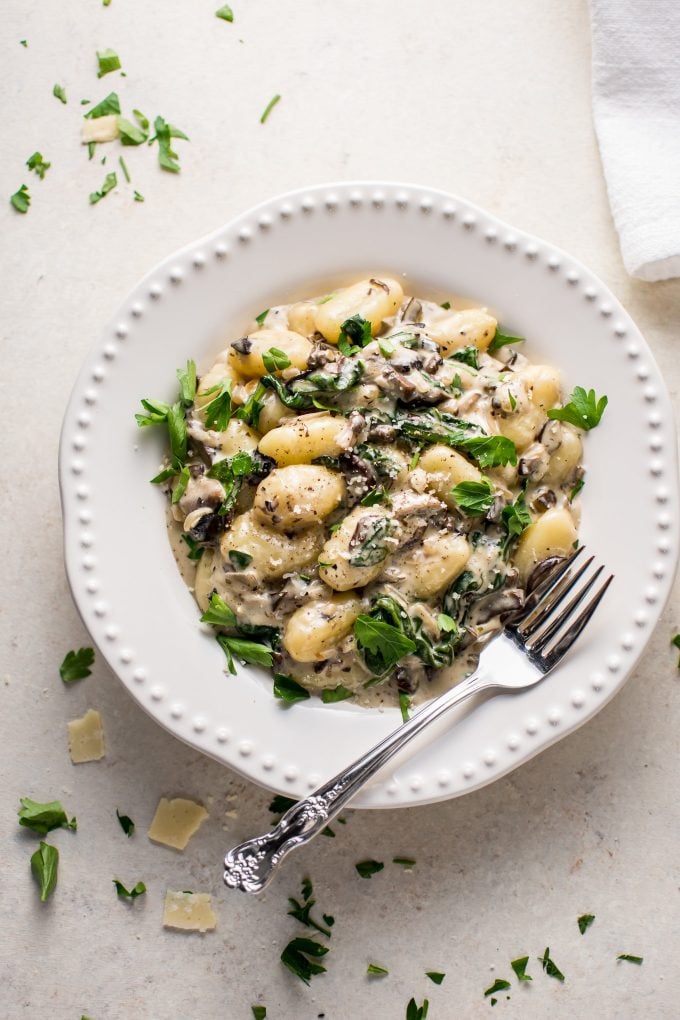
[260,94,281,124]
[31,842,59,901]
[216,4,234,21]
[262,347,291,373]
[457,434,517,468]
[53,84,67,104]
[274,673,310,704]
[671,633,680,667]
[501,491,531,556]
[18,798,77,835]
[20,39,28,46]
[60,647,95,683]
[116,809,135,837]
[426,972,445,985]
[182,533,204,561]
[166,401,188,465]
[150,116,189,174]
[437,613,457,633]
[452,479,494,515]
[348,516,396,567]
[217,634,273,674]
[538,947,565,981]
[119,155,131,182]
[133,190,145,202]
[440,300,451,309]
[484,978,510,997]
[176,360,197,406]
[203,380,232,431]
[89,171,117,205]
[228,549,253,569]
[288,879,332,937]
[354,615,416,676]
[338,314,372,355]
[617,954,643,964]
[96,48,121,77]
[200,593,237,628]
[269,795,296,815]
[113,879,146,899]
[360,487,391,507]
[117,116,148,146]
[321,685,353,703]
[26,152,50,180]
[406,998,429,1020]
[355,859,384,879]
[569,477,585,502]
[393,857,416,867]
[251,1009,266,1020]
[367,964,389,976]
[488,327,526,353]
[578,913,595,935]
[511,956,532,981]
[547,386,608,430]
[450,345,479,369]
[170,464,190,504]
[399,691,411,723]
[84,92,120,119]
[10,184,30,213]
[280,937,328,984]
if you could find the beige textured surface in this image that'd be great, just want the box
[3,0,680,1017]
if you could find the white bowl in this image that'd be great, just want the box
[59,181,679,808]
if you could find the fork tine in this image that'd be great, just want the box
[525,564,604,655]
[540,574,614,669]
[515,552,594,639]
[518,546,585,620]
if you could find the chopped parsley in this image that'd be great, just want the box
[182,533,204,561]
[217,634,273,673]
[133,190,145,202]
[378,338,395,358]
[451,479,494,515]
[18,798,77,835]
[269,795,296,815]
[26,152,50,180]
[367,964,389,976]
[547,386,608,430]
[85,92,121,119]
[216,4,234,21]
[501,491,531,556]
[10,184,30,214]
[31,842,59,901]
[150,116,189,174]
[577,913,595,934]
[426,971,445,985]
[538,947,564,981]
[338,314,372,356]
[251,1009,266,1020]
[89,171,117,205]
[262,347,292,373]
[617,954,643,964]
[406,998,429,1020]
[360,487,391,507]
[260,93,281,124]
[348,517,396,567]
[354,615,416,676]
[451,345,479,369]
[321,685,353,703]
[203,380,233,431]
[437,613,457,633]
[176,359,196,406]
[96,48,121,77]
[288,878,334,937]
[200,593,237,628]
[53,84,67,104]
[20,39,28,46]
[569,477,585,502]
[274,673,310,703]
[672,633,680,666]
[60,647,95,683]
[116,809,135,836]
[228,549,253,569]
[399,691,411,723]
[392,857,416,868]
[280,937,328,984]
[355,859,384,879]
[510,956,532,981]
[440,300,451,309]
[488,327,526,353]
[255,308,269,326]
[118,116,147,145]
[113,879,146,899]
[484,978,510,998]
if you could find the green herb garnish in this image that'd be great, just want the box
[20,39,28,46]
[60,647,95,683]
[280,937,328,984]
[18,798,76,835]
[262,347,292,373]
[10,184,30,213]
[117,116,148,145]
[547,386,608,431]
[399,692,411,723]
[26,152,51,180]
[451,345,479,369]
[484,978,510,997]
[577,913,595,935]
[378,339,395,358]
[321,685,353,703]
[440,301,451,309]
[118,156,131,183]
[85,92,120,118]
[260,94,281,124]
[31,842,59,901]
[355,859,384,879]
[203,380,233,431]
[451,479,494,515]
[348,516,396,567]
[354,615,416,677]
[538,947,564,981]
[216,4,234,21]
[133,190,145,202]
[274,673,310,704]
[113,879,146,899]
[96,48,121,77]
[53,84,67,104]
[150,116,189,174]
[488,327,526,353]
[228,550,253,570]
[337,314,372,356]
[406,998,429,1020]
[672,633,680,667]
[181,533,204,561]
[251,1008,266,1020]
[175,359,196,406]
[392,857,416,867]
[510,956,532,981]
[171,464,190,504]
[569,477,585,502]
[116,809,135,837]
[367,964,389,976]
[426,972,445,985]
[288,878,333,937]
[360,487,391,507]
[217,634,273,674]
[200,593,237,628]
[501,491,531,556]
[617,954,643,964]
[89,171,117,205]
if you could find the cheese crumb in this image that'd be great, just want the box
[148,797,208,850]
[163,891,216,933]
[81,114,119,143]
[67,708,105,763]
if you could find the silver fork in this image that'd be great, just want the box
[223,549,612,894]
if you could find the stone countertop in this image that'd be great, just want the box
[3,1,680,1017]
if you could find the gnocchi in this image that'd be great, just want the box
[144,276,599,709]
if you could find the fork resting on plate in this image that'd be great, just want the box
[223,548,612,894]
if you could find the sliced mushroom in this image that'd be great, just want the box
[526,555,566,594]
[473,588,524,624]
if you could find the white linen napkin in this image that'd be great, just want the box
[590,0,680,281]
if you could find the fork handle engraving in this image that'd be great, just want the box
[224,669,489,893]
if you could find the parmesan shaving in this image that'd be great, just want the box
[148,797,208,850]
[67,708,105,763]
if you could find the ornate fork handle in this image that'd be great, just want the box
[224,669,490,894]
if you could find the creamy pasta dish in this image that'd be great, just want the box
[138,276,606,711]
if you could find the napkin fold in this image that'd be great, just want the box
[590,0,680,281]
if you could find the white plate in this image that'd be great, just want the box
[59,181,679,808]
